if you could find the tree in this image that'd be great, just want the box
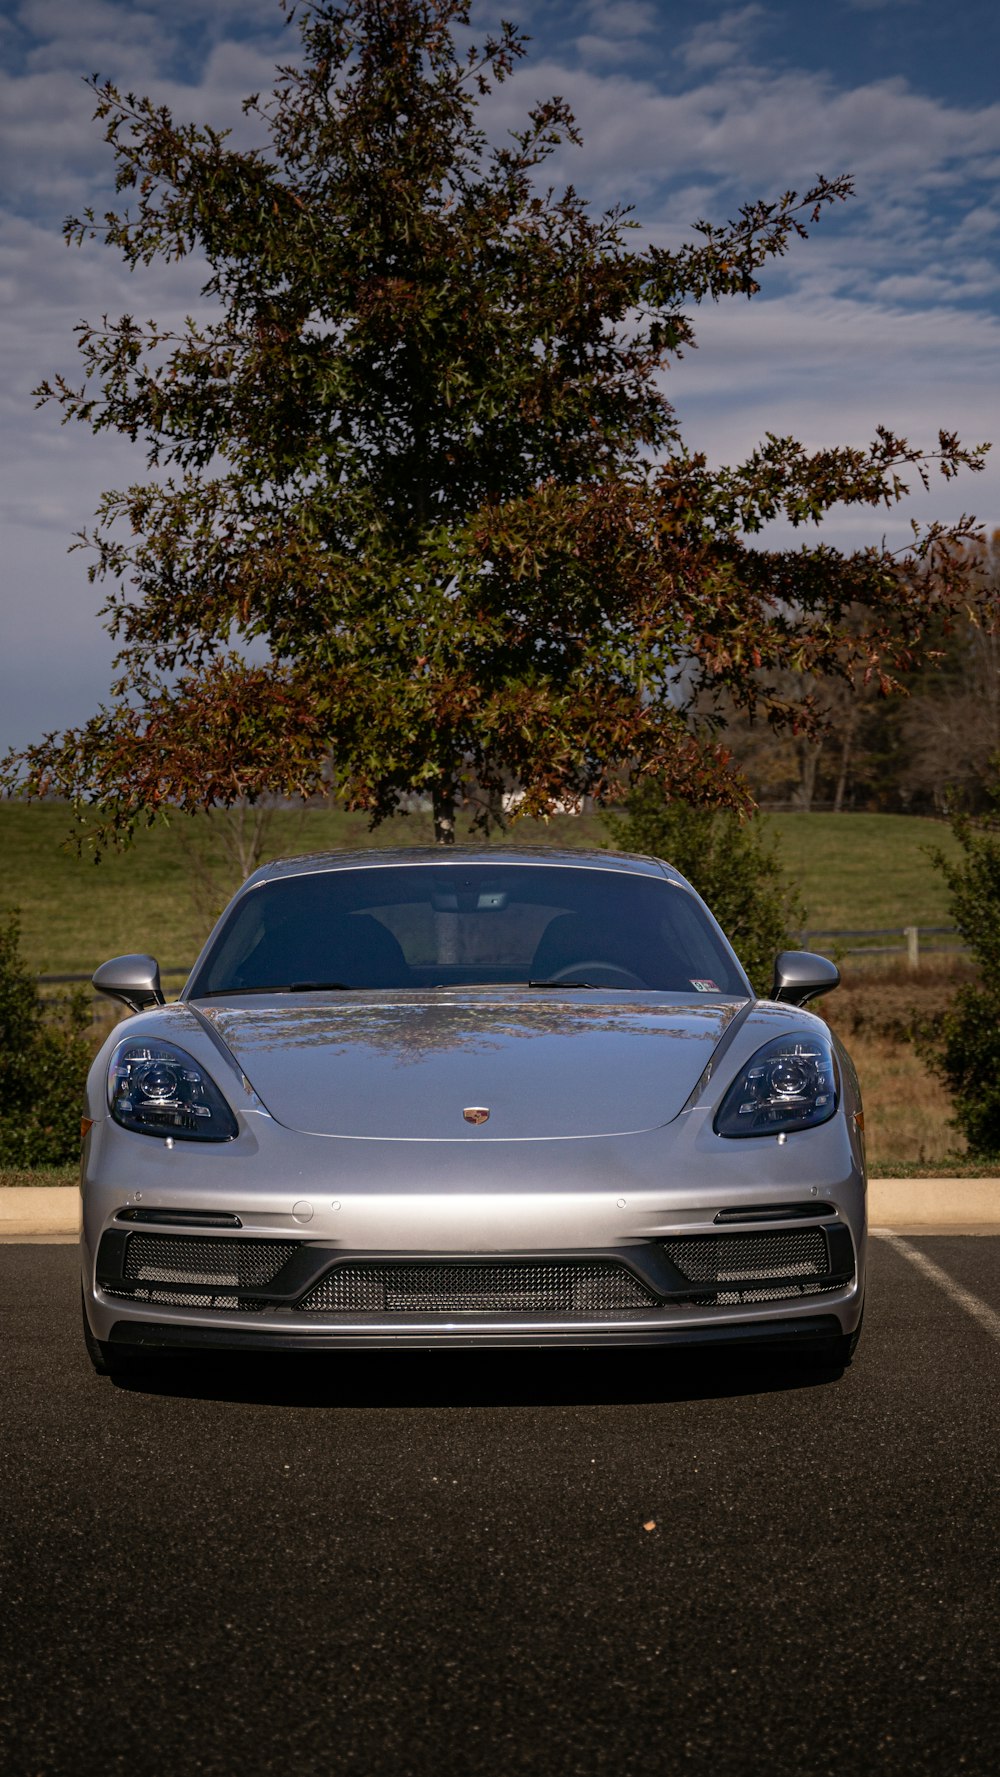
[4,0,991,847]
[603,784,804,995]
[0,913,93,1168]
[706,633,903,812]
[174,797,306,927]
[923,791,1000,1156]
[897,535,1000,814]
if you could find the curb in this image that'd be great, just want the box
[868,1178,1000,1229]
[2,1180,999,1239]
[1,1187,81,1238]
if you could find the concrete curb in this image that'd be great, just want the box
[2,1180,999,1239]
[1,1187,81,1238]
[868,1178,1000,1228]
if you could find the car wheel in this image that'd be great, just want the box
[808,1301,864,1370]
[81,1285,142,1378]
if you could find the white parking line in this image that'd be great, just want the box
[873,1229,1000,1347]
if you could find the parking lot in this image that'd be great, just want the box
[1,1234,998,1776]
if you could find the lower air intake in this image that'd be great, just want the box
[662,1228,843,1305]
[123,1233,292,1289]
[102,1233,297,1309]
[296,1261,656,1315]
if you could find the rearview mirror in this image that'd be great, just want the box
[770,950,840,1007]
[92,954,165,1012]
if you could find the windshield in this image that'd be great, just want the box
[187,863,748,997]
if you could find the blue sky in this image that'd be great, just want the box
[2,0,999,754]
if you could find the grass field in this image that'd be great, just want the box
[765,811,960,935]
[0,801,962,977]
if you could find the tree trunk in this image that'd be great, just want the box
[432,781,456,846]
[794,740,822,812]
[833,708,856,814]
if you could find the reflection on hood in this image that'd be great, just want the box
[198,992,745,1140]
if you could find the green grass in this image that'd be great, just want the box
[764,812,960,935]
[867,1159,1000,1178]
[0,801,962,977]
[0,1168,79,1188]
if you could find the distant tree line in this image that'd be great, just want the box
[714,533,1000,817]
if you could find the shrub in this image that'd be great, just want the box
[923,801,1000,1157]
[602,783,805,996]
[0,910,93,1168]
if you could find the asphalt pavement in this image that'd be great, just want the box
[1,1238,999,1777]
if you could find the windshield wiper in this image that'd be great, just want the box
[428,979,605,990]
[527,979,602,989]
[287,982,352,992]
[429,981,515,990]
[197,982,352,997]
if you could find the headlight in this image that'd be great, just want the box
[107,1038,238,1141]
[714,1033,838,1138]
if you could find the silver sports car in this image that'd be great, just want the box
[81,848,865,1375]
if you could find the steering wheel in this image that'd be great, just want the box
[544,960,647,988]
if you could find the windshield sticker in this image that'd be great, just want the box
[690,978,719,992]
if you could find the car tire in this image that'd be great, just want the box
[81,1285,142,1378]
[810,1301,864,1369]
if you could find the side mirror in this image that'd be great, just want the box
[92,954,165,1013]
[770,950,840,1007]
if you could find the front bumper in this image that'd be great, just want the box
[87,1224,862,1353]
[81,1100,867,1353]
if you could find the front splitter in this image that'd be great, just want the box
[109,1312,846,1352]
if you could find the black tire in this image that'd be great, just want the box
[81,1286,142,1378]
[807,1301,864,1370]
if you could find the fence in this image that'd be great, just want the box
[37,966,190,1022]
[797,926,966,968]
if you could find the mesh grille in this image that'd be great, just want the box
[663,1229,829,1282]
[105,1286,267,1311]
[123,1233,295,1290]
[296,1261,656,1315]
[662,1228,843,1305]
[713,1283,842,1306]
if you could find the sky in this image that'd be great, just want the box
[2,0,999,756]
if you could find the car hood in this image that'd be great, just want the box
[197,993,747,1140]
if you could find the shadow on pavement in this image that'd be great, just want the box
[107,1343,849,1408]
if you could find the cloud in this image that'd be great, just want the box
[18,0,173,77]
[3,41,295,225]
[585,2,659,36]
[491,56,1000,201]
[481,46,1000,356]
[665,287,999,553]
[677,4,768,73]
[571,1,660,69]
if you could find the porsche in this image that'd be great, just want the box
[80,849,865,1375]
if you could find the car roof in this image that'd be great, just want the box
[243,846,690,889]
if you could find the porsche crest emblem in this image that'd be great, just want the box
[463,1106,490,1125]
